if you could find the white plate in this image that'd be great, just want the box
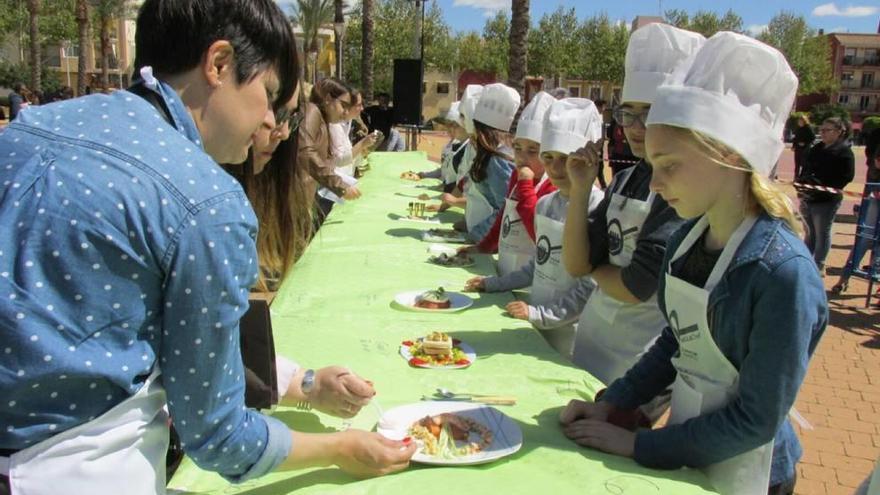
[377,401,523,465]
[422,229,468,244]
[393,289,472,313]
[427,253,475,268]
[399,338,476,369]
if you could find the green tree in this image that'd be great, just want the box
[528,6,579,85]
[292,0,335,83]
[481,10,509,78]
[574,14,627,84]
[343,0,451,95]
[758,11,836,96]
[664,8,743,37]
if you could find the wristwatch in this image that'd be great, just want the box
[301,369,316,395]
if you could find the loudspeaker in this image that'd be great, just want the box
[393,58,423,126]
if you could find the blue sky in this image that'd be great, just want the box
[435,0,880,35]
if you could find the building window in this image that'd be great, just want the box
[422,82,426,94]
[866,49,879,65]
[859,95,870,110]
[436,82,450,94]
[838,94,850,104]
[568,86,580,97]
[612,88,622,106]
[863,72,875,89]
[589,86,601,101]
[844,47,857,65]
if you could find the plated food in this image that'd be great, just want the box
[400,332,475,369]
[400,171,421,181]
[428,252,474,268]
[392,288,473,313]
[421,229,468,244]
[409,413,493,458]
[414,287,451,309]
[376,402,523,465]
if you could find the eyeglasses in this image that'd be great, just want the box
[818,127,839,134]
[272,109,302,135]
[613,107,650,128]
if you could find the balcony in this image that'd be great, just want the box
[842,56,880,67]
[841,80,880,90]
[841,102,880,114]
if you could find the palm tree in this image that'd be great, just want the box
[26,0,41,92]
[507,0,529,96]
[92,0,129,91]
[76,0,89,95]
[291,0,334,83]
[361,0,374,101]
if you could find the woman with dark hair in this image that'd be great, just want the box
[463,83,521,242]
[298,77,362,227]
[797,117,855,276]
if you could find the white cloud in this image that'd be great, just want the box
[828,26,850,32]
[812,3,879,17]
[746,24,768,36]
[453,0,511,16]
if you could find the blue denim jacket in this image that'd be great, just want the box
[601,213,827,486]
[0,78,291,481]
[467,151,515,242]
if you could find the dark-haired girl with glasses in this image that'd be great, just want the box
[562,24,702,420]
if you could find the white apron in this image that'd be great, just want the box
[0,369,169,495]
[498,176,547,277]
[532,211,580,357]
[572,167,668,386]
[440,141,461,186]
[665,215,773,495]
[465,181,495,238]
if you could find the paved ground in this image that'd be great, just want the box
[414,132,879,494]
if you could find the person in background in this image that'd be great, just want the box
[298,78,363,229]
[364,92,404,152]
[329,88,381,179]
[562,24,704,419]
[8,82,28,121]
[466,91,557,276]
[464,83,520,243]
[606,103,640,179]
[560,32,826,495]
[796,117,855,277]
[792,115,815,179]
[466,97,605,358]
[414,102,467,192]
[0,0,414,492]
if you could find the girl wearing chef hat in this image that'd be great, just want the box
[562,24,704,413]
[411,102,468,192]
[560,32,827,495]
[464,91,558,276]
[462,83,521,242]
[466,97,604,358]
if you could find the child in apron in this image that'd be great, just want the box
[559,33,827,495]
[428,86,482,217]
[467,91,557,276]
[562,24,705,408]
[462,83,520,242]
[466,98,604,358]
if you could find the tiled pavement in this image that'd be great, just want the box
[417,133,879,494]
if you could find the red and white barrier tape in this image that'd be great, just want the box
[784,180,880,200]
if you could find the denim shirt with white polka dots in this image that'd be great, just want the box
[0,79,292,481]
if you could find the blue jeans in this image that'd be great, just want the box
[801,198,842,270]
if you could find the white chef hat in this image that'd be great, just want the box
[443,101,461,124]
[459,85,483,134]
[473,83,521,132]
[622,23,706,104]
[646,31,798,177]
[540,98,604,156]
[514,91,555,143]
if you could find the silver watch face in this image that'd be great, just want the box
[301,369,316,394]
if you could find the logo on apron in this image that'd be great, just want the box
[535,235,561,266]
[607,218,640,256]
[669,310,701,343]
[501,215,522,239]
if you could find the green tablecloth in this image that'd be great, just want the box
[168,151,717,495]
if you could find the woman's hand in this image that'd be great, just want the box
[333,430,417,477]
[464,276,486,292]
[307,367,376,418]
[505,301,529,320]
